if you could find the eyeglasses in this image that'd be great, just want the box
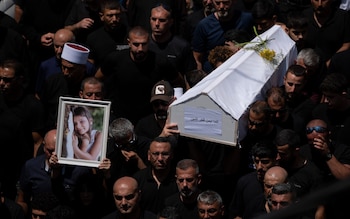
[85,92,103,98]
[254,158,271,165]
[270,200,290,207]
[131,42,148,47]
[115,134,136,150]
[114,194,136,201]
[32,213,46,219]
[150,151,171,158]
[306,126,327,134]
[0,76,16,83]
[248,119,265,127]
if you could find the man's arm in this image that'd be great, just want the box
[193,51,203,70]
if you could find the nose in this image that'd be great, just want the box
[257,25,263,32]
[275,111,280,118]
[218,2,225,8]
[323,96,330,103]
[276,153,281,161]
[249,124,257,130]
[62,67,69,76]
[316,0,322,6]
[290,84,296,92]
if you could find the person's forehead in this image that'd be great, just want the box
[150,141,171,150]
[61,59,75,67]
[0,67,15,77]
[114,184,135,195]
[84,83,102,91]
[285,71,304,81]
[306,120,324,128]
[249,111,265,121]
[103,8,121,15]
[271,193,291,201]
[176,167,197,176]
[152,6,170,16]
[267,97,284,108]
[198,201,220,209]
[129,34,149,42]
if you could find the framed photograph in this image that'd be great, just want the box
[56,97,111,167]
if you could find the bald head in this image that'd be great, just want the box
[54,29,75,60]
[113,176,139,192]
[264,166,288,197]
[113,177,140,214]
[44,129,57,158]
[265,166,288,182]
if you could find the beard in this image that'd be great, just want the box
[133,51,147,62]
[155,110,167,120]
[180,187,197,198]
[217,10,229,19]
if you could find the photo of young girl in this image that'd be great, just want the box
[67,106,103,161]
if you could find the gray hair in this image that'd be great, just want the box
[271,183,296,201]
[297,48,320,69]
[176,159,199,174]
[197,190,223,206]
[108,118,134,140]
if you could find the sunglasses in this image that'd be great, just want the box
[0,76,16,83]
[115,134,136,150]
[306,126,327,134]
[114,194,136,201]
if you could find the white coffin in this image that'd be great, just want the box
[169,25,297,146]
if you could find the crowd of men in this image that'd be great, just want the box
[1,0,350,218]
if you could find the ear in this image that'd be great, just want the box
[197,174,202,185]
[169,18,174,26]
[220,205,225,216]
[99,12,104,21]
[79,91,83,98]
[272,15,278,23]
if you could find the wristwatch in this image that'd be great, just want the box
[325,153,333,161]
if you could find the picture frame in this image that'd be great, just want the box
[56,96,111,168]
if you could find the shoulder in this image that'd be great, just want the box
[133,166,151,180]
[144,210,157,219]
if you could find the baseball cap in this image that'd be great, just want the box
[61,42,90,65]
[150,80,174,103]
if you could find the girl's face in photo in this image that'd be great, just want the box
[73,115,91,135]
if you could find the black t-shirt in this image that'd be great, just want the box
[132,167,178,214]
[164,193,199,219]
